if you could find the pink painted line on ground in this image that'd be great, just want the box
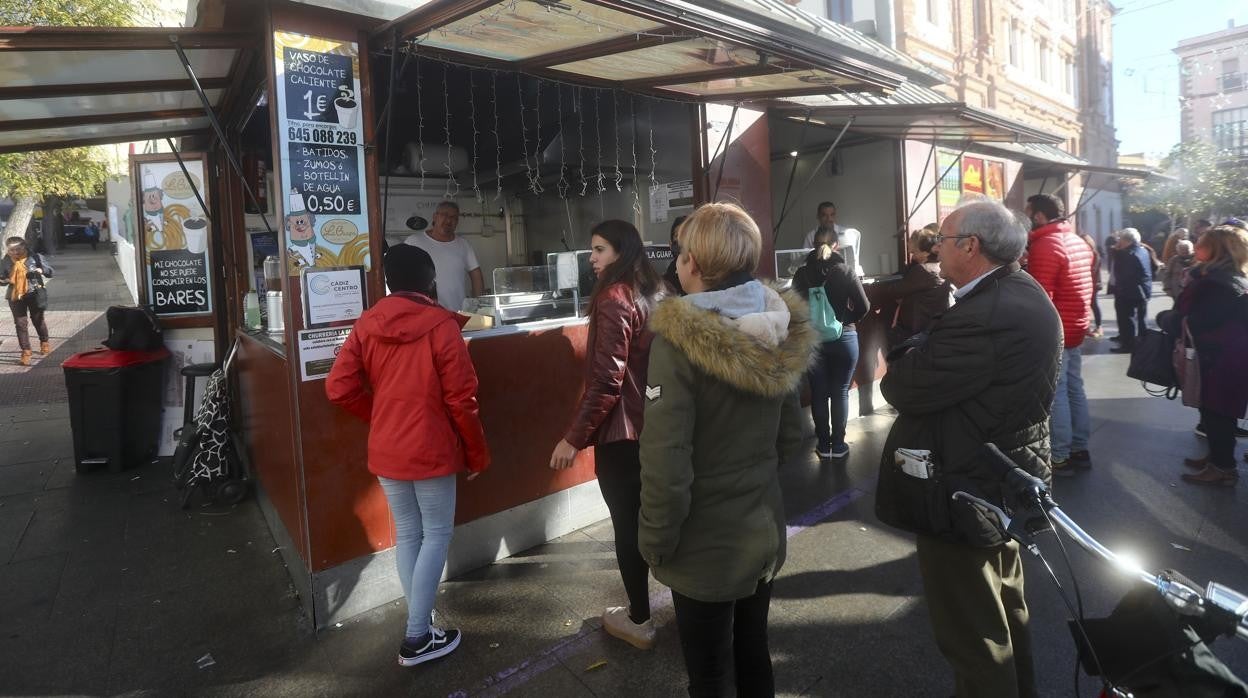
[449,486,869,697]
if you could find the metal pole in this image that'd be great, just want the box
[1046,170,1079,199]
[773,117,854,235]
[909,140,936,213]
[907,144,968,223]
[773,109,811,237]
[165,138,212,223]
[169,35,272,233]
[711,104,739,201]
[380,31,401,252]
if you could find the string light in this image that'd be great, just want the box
[578,87,588,197]
[415,53,426,189]
[613,91,624,192]
[594,89,605,195]
[647,98,657,189]
[443,61,459,197]
[492,70,502,202]
[557,83,571,200]
[517,73,536,195]
[532,79,544,194]
[468,68,482,202]
[629,93,642,219]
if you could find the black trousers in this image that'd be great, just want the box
[8,296,48,351]
[1090,291,1102,328]
[1113,297,1148,346]
[594,440,651,622]
[671,580,775,698]
[1200,408,1238,472]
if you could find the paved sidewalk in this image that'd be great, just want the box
[0,252,1244,697]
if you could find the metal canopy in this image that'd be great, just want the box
[366,0,915,99]
[768,82,1064,144]
[969,141,1161,180]
[0,28,249,154]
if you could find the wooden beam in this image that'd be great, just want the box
[618,62,785,89]
[0,108,207,134]
[0,27,252,51]
[0,77,231,101]
[371,0,503,48]
[517,27,684,69]
[0,127,208,155]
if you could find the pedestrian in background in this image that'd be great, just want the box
[1162,225,1248,487]
[0,237,52,366]
[1077,231,1103,337]
[640,202,815,697]
[1110,228,1153,353]
[1163,239,1196,299]
[873,226,951,350]
[549,219,664,650]
[793,229,869,460]
[876,201,1061,698]
[1161,228,1189,264]
[663,215,687,296]
[1024,194,1094,476]
[326,244,489,667]
[85,220,100,251]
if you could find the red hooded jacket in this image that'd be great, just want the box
[1027,220,1094,348]
[326,292,489,480]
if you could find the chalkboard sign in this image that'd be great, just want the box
[286,142,361,216]
[149,249,210,315]
[282,47,354,126]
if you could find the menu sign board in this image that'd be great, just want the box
[935,150,962,224]
[135,156,213,317]
[274,32,371,276]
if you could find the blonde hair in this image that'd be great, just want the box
[1197,225,1248,276]
[679,202,761,289]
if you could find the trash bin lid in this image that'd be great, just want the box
[63,348,171,369]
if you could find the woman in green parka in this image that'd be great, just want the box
[639,202,817,697]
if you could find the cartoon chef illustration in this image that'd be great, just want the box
[141,172,165,247]
[285,189,318,270]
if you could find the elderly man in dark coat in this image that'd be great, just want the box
[875,200,1062,698]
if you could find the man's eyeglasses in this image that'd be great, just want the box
[935,234,974,245]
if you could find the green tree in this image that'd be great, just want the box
[0,0,160,240]
[1126,140,1248,229]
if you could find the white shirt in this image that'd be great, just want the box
[952,266,1002,301]
[403,232,480,312]
[803,224,863,277]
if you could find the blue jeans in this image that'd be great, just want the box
[378,474,457,638]
[1050,347,1090,461]
[809,331,859,451]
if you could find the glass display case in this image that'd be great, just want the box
[463,264,580,326]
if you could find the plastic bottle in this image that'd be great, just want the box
[243,291,261,330]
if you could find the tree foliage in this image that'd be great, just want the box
[1126,141,1248,224]
[0,0,159,26]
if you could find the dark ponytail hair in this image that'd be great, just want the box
[588,219,663,313]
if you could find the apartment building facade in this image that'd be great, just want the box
[787,0,1123,236]
[1176,22,1248,157]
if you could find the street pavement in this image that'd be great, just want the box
[0,247,1245,696]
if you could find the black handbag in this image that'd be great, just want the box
[29,286,47,311]
[1127,328,1178,398]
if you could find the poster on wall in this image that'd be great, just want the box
[961,157,984,195]
[274,31,372,276]
[936,150,962,223]
[301,266,366,327]
[985,161,1005,201]
[297,327,352,381]
[135,157,213,317]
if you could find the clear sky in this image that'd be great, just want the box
[1113,0,1248,158]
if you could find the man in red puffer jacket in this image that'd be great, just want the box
[1025,193,1094,478]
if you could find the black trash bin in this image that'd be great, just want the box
[63,348,169,473]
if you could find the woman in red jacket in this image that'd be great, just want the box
[326,244,489,667]
[549,219,664,650]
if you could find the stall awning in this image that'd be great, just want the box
[969,141,1164,180]
[0,28,251,154]
[339,0,931,100]
[767,82,1065,144]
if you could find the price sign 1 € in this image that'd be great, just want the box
[303,90,328,120]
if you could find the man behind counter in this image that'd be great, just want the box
[403,201,484,312]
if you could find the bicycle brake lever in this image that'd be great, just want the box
[952,491,1045,552]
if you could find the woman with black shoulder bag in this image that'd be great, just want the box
[0,237,53,366]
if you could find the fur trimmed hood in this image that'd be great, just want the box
[649,281,818,398]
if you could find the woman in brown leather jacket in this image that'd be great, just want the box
[548,219,664,650]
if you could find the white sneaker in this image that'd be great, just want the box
[601,606,656,650]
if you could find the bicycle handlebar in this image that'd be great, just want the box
[955,443,1248,642]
